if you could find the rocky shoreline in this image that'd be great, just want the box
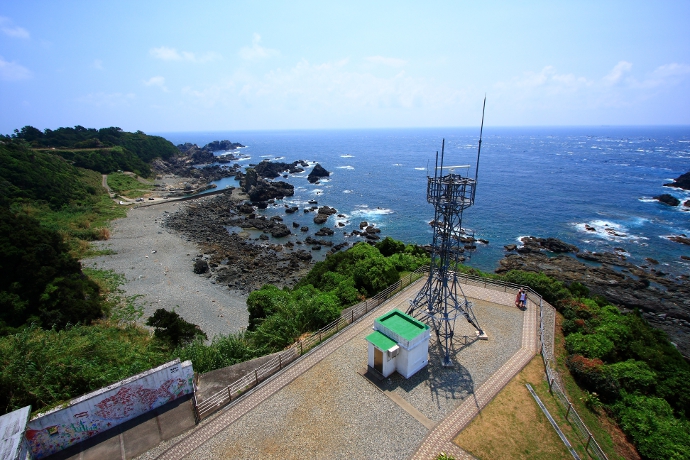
[498,236,690,357]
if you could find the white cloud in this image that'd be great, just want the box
[77,92,136,107]
[0,56,32,81]
[603,61,632,85]
[365,56,407,67]
[143,76,168,92]
[0,17,30,39]
[239,34,279,61]
[496,66,590,93]
[183,58,462,113]
[149,46,220,63]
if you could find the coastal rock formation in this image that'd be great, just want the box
[519,236,579,253]
[164,191,314,292]
[668,234,690,245]
[663,171,690,190]
[313,206,337,224]
[254,160,307,179]
[654,193,681,206]
[496,238,690,357]
[308,163,331,183]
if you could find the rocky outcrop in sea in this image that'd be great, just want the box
[499,236,690,358]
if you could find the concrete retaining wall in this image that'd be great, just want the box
[25,359,193,459]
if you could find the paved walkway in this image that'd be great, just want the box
[410,283,538,459]
[146,279,538,460]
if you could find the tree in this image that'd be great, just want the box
[145,308,207,348]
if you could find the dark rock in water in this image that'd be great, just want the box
[584,224,596,232]
[285,206,299,214]
[668,234,690,245]
[312,245,322,251]
[259,234,269,240]
[317,206,337,216]
[478,239,489,244]
[237,203,255,214]
[684,200,690,208]
[504,244,517,251]
[663,171,690,190]
[315,227,334,237]
[576,250,629,266]
[255,201,269,209]
[359,221,368,229]
[365,225,380,234]
[248,180,294,202]
[646,257,659,265]
[308,163,331,183]
[300,226,309,232]
[313,214,328,224]
[270,225,291,238]
[254,160,307,179]
[654,193,680,206]
[496,246,690,358]
[292,222,300,228]
[194,259,209,274]
[365,233,380,241]
[520,236,578,253]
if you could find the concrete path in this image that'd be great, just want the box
[138,279,538,460]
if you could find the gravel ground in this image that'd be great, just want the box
[147,289,524,459]
[87,199,249,338]
[380,299,524,423]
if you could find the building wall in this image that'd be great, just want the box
[397,339,430,379]
[25,359,193,459]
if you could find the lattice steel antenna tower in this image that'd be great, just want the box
[407,98,487,366]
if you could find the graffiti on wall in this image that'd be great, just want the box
[25,360,193,459]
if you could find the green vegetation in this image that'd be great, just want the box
[246,238,429,351]
[9,125,178,176]
[107,171,154,198]
[0,323,169,415]
[0,207,103,335]
[146,308,208,348]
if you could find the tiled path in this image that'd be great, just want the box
[151,279,538,460]
[410,285,538,459]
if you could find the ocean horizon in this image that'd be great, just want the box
[153,126,690,277]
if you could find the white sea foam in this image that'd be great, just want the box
[414,167,426,171]
[337,166,354,170]
[340,154,355,158]
[392,163,403,166]
[237,157,251,161]
[572,220,648,242]
[260,155,272,158]
[350,205,394,218]
[343,190,353,194]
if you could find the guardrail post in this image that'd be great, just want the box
[351,309,354,324]
[549,377,554,394]
[255,370,259,386]
[279,354,282,370]
[227,386,232,402]
[586,433,592,451]
[300,341,303,355]
[319,331,322,343]
[565,402,572,420]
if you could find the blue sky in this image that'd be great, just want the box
[1,1,689,133]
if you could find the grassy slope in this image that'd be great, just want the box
[453,314,639,460]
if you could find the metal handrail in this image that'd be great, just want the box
[192,266,609,460]
[195,267,427,420]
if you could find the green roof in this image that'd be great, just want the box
[376,309,429,340]
[366,330,397,350]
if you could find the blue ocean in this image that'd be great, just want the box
[156,127,690,276]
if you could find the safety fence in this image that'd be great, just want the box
[193,268,609,460]
[193,267,427,421]
[454,273,608,459]
[460,274,610,460]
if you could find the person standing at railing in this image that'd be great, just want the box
[516,288,526,310]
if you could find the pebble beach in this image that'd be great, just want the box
[88,197,250,339]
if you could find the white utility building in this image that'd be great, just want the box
[366,309,431,379]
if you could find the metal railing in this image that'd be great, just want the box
[193,267,427,421]
[193,267,609,460]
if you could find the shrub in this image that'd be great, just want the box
[612,394,690,460]
[145,308,207,348]
[565,332,615,360]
